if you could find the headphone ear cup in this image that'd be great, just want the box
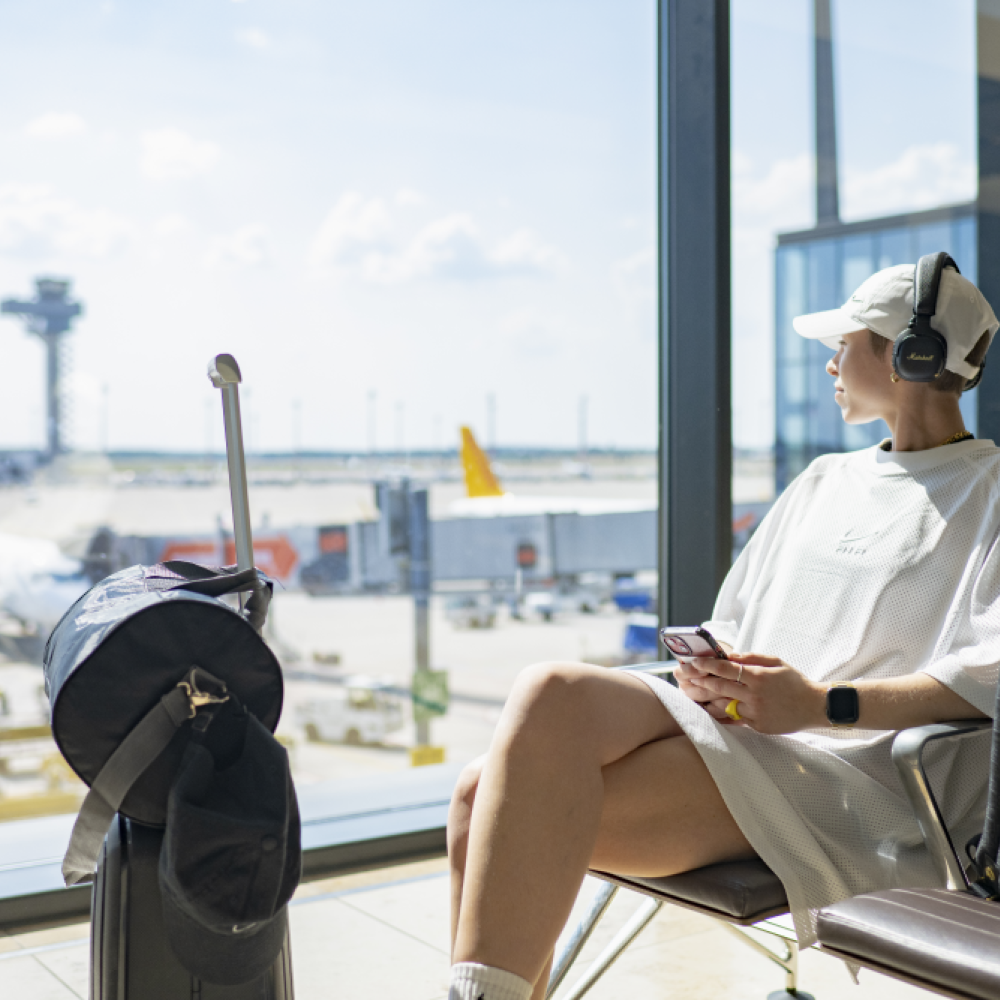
[892,327,947,382]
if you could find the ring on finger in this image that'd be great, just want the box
[725,699,742,721]
[737,663,744,684]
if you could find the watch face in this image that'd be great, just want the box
[827,686,860,725]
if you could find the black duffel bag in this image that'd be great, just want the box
[43,560,281,885]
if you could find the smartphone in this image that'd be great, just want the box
[659,626,728,661]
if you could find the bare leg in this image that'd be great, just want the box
[447,754,484,956]
[530,953,554,1000]
[448,754,554,999]
[449,662,753,987]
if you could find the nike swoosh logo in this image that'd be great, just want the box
[839,530,879,543]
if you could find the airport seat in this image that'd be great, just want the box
[546,662,991,1000]
[817,888,1000,1000]
[814,719,998,1000]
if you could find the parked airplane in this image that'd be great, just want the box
[449,427,656,517]
[0,533,88,659]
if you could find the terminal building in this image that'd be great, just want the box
[774,202,978,490]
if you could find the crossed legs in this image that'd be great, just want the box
[447,662,755,998]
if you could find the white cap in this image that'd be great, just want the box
[792,263,1000,381]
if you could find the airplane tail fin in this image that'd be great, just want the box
[460,426,504,498]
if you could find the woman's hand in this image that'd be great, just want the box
[675,652,826,735]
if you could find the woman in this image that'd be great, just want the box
[446,259,1000,1000]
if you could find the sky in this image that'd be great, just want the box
[0,0,977,453]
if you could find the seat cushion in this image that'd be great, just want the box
[593,859,787,921]
[818,888,1000,1000]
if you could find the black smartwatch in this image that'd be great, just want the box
[826,683,859,727]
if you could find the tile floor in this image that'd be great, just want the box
[0,858,938,999]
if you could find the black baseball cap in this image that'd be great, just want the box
[159,700,301,986]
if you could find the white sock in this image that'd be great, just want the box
[448,962,533,1000]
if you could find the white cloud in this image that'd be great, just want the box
[730,143,976,236]
[0,184,132,259]
[236,27,270,49]
[152,214,193,238]
[140,128,220,181]
[492,229,563,275]
[733,151,812,232]
[306,193,562,282]
[307,192,394,277]
[842,142,975,220]
[612,246,655,305]
[404,213,493,280]
[497,308,566,357]
[395,188,426,207]
[729,152,814,450]
[730,150,813,328]
[25,113,88,139]
[203,224,269,269]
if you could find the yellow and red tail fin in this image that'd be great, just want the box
[460,426,504,497]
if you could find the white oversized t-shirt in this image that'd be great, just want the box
[636,437,999,947]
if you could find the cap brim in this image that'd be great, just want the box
[161,877,288,986]
[791,308,866,350]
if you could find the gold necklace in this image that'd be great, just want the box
[880,431,973,452]
[938,430,974,447]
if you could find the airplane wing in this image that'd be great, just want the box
[0,533,87,637]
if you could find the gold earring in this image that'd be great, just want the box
[890,372,900,383]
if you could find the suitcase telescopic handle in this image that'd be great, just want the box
[207,354,254,576]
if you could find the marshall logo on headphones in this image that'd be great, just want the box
[907,353,935,361]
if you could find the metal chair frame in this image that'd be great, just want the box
[813,719,994,998]
[544,660,990,999]
[546,879,804,1000]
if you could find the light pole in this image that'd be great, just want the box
[409,486,431,746]
[101,384,109,454]
[487,392,496,457]
[367,389,377,455]
[292,399,302,455]
[292,398,303,480]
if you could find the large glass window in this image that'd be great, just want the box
[840,234,874,301]
[876,227,911,268]
[0,2,658,846]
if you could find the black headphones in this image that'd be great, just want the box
[892,251,984,391]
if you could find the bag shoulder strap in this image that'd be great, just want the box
[61,667,229,886]
[156,561,273,633]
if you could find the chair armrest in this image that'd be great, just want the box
[892,719,992,891]
[617,660,680,687]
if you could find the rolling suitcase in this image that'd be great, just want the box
[84,354,295,999]
[90,816,294,1000]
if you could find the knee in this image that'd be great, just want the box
[447,756,484,864]
[507,660,592,739]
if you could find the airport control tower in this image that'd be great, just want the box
[1,278,83,460]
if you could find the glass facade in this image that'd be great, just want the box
[775,206,977,490]
[0,3,658,841]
